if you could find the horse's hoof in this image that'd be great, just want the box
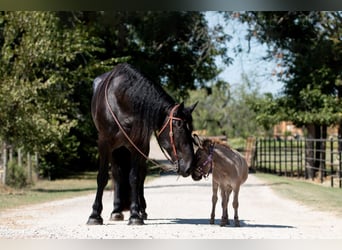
[209,219,215,225]
[110,212,124,221]
[128,216,144,225]
[87,216,103,225]
[234,221,240,227]
[141,212,148,220]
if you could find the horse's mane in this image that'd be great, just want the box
[111,63,176,143]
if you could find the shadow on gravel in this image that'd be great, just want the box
[148,218,294,228]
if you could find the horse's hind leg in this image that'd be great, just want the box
[210,182,218,224]
[87,139,110,225]
[110,147,131,221]
[233,186,241,227]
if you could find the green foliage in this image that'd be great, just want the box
[0,11,230,178]
[5,160,27,188]
[230,11,342,132]
[187,76,265,138]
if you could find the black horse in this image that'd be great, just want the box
[87,63,197,225]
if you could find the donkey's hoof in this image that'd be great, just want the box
[128,216,144,225]
[87,216,103,225]
[220,219,228,227]
[110,212,124,221]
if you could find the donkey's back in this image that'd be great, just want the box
[212,144,248,190]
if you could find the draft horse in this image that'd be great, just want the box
[192,137,248,227]
[87,63,197,225]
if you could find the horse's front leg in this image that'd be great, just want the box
[128,158,145,225]
[138,164,148,220]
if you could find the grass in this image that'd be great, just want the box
[0,171,159,211]
[255,172,342,217]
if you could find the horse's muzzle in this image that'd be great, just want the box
[177,159,192,177]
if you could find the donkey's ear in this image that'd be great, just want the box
[193,133,202,148]
[188,101,198,114]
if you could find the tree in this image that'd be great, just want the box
[187,75,265,138]
[229,11,342,178]
[69,11,232,171]
[0,11,107,177]
[0,11,231,178]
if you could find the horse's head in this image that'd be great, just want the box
[191,137,214,181]
[157,102,197,177]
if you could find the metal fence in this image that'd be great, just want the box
[252,138,342,188]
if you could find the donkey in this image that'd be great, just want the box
[192,137,248,227]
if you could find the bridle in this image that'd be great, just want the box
[198,142,215,179]
[156,104,183,164]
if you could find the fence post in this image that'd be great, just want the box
[339,144,342,189]
[330,138,334,188]
[290,139,293,177]
[27,152,32,184]
[284,138,288,176]
[2,145,7,185]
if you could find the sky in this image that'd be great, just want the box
[205,12,284,95]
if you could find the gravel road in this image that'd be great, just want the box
[1,138,342,239]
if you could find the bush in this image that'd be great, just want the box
[5,160,28,188]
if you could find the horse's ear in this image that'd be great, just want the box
[188,101,198,114]
[193,133,202,148]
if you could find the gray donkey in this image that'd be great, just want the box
[192,137,248,227]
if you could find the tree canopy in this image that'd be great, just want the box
[230,11,342,135]
[0,11,230,177]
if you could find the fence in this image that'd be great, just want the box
[0,143,38,185]
[252,137,342,188]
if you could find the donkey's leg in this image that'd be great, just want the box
[127,156,145,225]
[233,186,241,227]
[210,182,219,224]
[220,186,231,227]
[87,139,110,225]
[110,148,131,221]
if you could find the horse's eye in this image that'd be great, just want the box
[174,119,182,128]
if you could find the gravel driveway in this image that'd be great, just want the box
[1,138,342,239]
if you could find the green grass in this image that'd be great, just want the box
[0,171,158,211]
[255,172,342,217]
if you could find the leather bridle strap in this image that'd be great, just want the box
[157,104,183,162]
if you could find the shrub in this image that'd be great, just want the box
[5,160,28,188]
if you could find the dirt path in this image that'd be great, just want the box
[1,138,342,239]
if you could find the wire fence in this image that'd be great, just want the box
[0,143,38,185]
[252,137,342,188]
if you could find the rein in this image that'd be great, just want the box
[103,71,181,172]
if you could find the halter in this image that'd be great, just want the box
[199,142,215,179]
[156,104,183,163]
